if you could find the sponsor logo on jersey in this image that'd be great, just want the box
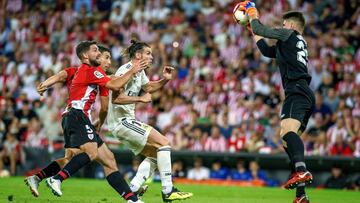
[94,70,104,79]
[125,64,132,69]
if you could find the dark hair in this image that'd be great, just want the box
[282,11,305,30]
[76,40,97,59]
[123,39,150,59]
[98,45,110,54]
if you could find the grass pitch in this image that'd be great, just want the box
[0,177,359,203]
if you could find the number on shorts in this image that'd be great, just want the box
[85,125,93,133]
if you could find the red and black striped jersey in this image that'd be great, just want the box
[66,63,110,118]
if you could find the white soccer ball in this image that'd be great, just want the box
[0,169,10,178]
[233,3,249,26]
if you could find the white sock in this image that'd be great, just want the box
[157,146,173,194]
[130,157,157,192]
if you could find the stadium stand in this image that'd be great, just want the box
[0,0,359,188]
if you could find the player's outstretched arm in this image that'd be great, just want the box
[250,20,293,41]
[105,59,147,91]
[37,70,68,96]
[245,2,292,42]
[142,66,174,93]
[254,35,276,58]
[111,88,152,105]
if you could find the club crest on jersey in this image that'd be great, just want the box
[88,133,94,140]
[94,71,104,79]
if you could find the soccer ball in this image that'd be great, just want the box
[0,169,10,178]
[233,3,249,26]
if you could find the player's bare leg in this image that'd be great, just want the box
[281,118,312,191]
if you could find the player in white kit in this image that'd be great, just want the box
[108,40,193,202]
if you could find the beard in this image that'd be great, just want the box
[89,58,101,67]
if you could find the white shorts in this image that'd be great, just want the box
[112,117,152,155]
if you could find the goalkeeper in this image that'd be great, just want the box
[237,1,315,203]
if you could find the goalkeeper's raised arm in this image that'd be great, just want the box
[245,2,293,42]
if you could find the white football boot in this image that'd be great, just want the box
[45,177,62,196]
[24,175,41,197]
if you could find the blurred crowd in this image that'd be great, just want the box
[0,0,360,175]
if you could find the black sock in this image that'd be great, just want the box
[283,146,296,174]
[296,183,306,197]
[36,161,61,180]
[53,153,91,182]
[284,142,306,197]
[283,131,306,172]
[106,171,138,201]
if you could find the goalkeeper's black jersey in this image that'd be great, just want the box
[250,19,312,94]
[275,31,312,92]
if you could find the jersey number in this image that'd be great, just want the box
[296,40,308,66]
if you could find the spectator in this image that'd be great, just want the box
[314,91,333,126]
[187,158,210,180]
[249,160,278,186]
[165,127,188,151]
[246,130,265,153]
[324,87,340,113]
[231,160,251,181]
[228,127,247,153]
[15,100,38,138]
[74,0,92,13]
[109,4,124,25]
[347,116,360,157]
[209,160,229,180]
[156,101,174,131]
[0,133,20,175]
[263,114,282,153]
[204,125,227,152]
[329,134,353,156]
[310,62,327,91]
[0,111,5,141]
[324,165,350,189]
[248,161,267,183]
[218,113,233,139]
[23,118,47,149]
[353,176,360,190]
[326,116,349,146]
[188,126,206,151]
[181,0,201,18]
[304,113,327,155]
[172,159,186,178]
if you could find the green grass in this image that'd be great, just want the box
[0,177,359,203]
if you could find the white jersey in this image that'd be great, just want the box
[108,61,149,130]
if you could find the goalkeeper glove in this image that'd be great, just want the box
[245,1,259,19]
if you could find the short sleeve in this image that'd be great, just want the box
[65,67,77,79]
[99,85,109,97]
[87,67,111,87]
[115,66,128,77]
[141,70,149,86]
